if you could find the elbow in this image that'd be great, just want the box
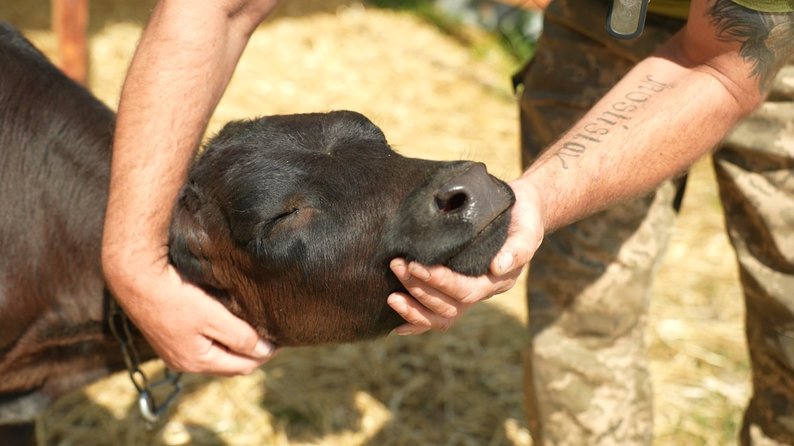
[222,0,277,20]
[222,0,278,35]
[664,45,764,120]
[660,29,775,118]
[155,0,276,37]
[707,66,766,118]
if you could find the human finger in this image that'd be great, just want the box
[490,228,538,277]
[491,180,545,276]
[193,341,271,376]
[200,297,275,361]
[406,262,515,304]
[387,292,459,333]
[390,258,463,318]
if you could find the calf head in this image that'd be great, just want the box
[169,111,514,346]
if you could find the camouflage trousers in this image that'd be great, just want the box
[517,0,794,444]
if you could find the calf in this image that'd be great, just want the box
[0,23,514,444]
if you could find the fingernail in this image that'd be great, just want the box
[408,263,431,280]
[390,258,409,279]
[253,340,274,358]
[388,294,407,314]
[394,326,417,336]
[496,252,513,275]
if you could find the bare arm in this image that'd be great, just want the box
[519,0,791,231]
[390,0,794,333]
[102,0,279,374]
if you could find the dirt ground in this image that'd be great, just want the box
[3,1,748,444]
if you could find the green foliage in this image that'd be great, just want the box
[365,0,536,63]
[366,0,434,10]
[494,14,536,62]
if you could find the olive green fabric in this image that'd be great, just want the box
[732,0,794,12]
[648,0,690,19]
[647,0,794,19]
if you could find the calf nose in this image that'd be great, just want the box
[434,163,512,232]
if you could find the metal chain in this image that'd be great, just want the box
[107,296,183,428]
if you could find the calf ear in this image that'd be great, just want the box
[168,184,223,290]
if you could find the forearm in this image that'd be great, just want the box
[103,0,272,269]
[392,0,793,333]
[516,36,761,231]
[98,1,279,372]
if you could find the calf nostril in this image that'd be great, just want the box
[435,191,469,214]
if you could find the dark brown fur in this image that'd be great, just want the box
[0,23,514,444]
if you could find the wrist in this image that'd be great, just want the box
[509,175,549,235]
[101,223,170,292]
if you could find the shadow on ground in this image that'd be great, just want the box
[40,301,529,445]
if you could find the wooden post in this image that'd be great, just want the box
[52,0,89,85]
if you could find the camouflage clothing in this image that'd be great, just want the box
[516,0,794,444]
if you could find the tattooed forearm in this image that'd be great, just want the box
[553,75,671,169]
[709,0,794,93]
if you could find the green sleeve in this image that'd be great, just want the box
[730,0,794,12]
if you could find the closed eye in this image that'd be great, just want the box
[261,208,299,236]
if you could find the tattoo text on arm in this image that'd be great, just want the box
[554,75,671,169]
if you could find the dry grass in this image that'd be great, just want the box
[3,1,747,444]
[650,160,749,446]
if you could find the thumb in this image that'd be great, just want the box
[490,215,543,277]
[202,300,275,360]
[491,235,535,276]
[491,179,546,276]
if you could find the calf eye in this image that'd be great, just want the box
[261,208,299,236]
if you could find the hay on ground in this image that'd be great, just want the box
[3,1,747,444]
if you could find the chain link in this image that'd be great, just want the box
[107,295,183,428]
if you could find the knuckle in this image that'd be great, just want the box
[495,278,517,294]
[406,285,429,301]
[459,291,481,305]
[191,351,219,374]
[394,270,413,286]
[442,276,466,294]
[425,266,451,287]
[434,318,453,332]
[239,332,259,351]
[192,360,212,374]
[438,305,459,319]
[406,313,432,328]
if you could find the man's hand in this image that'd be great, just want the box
[103,249,275,375]
[387,180,545,334]
[101,0,282,376]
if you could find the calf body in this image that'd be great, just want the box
[0,23,514,443]
[0,23,122,441]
